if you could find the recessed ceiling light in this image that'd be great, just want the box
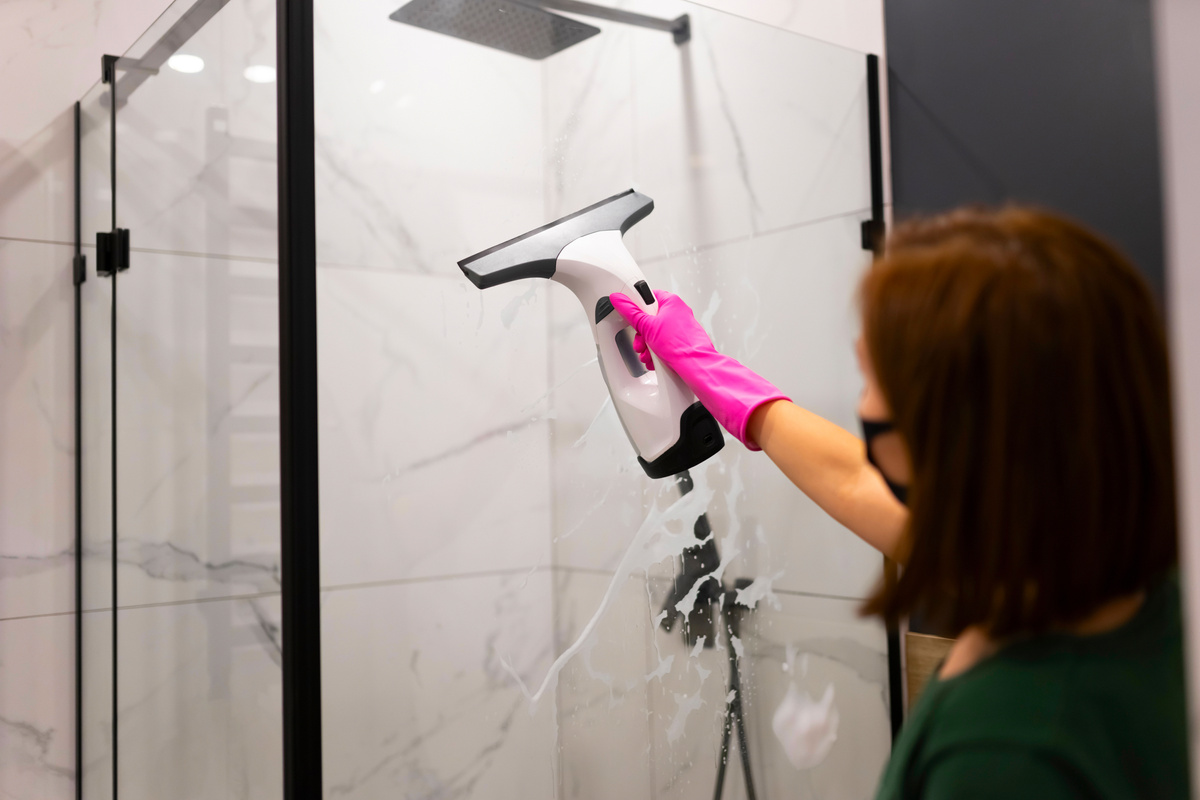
[369,79,386,94]
[167,54,204,74]
[243,64,276,84]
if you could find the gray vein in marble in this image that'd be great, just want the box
[525,356,596,413]
[0,548,73,579]
[360,339,420,445]
[314,134,427,273]
[0,715,74,781]
[329,574,554,795]
[380,415,542,480]
[245,597,282,667]
[702,32,763,231]
[328,690,527,798]
[0,110,72,206]
[30,377,74,454]
[319,278,422,423]
[116,539,279,592]
[657,745,706,797]
[119,362,276,523]
[559,677,643,719]
[127,451,192,521]
[484,584,556,688]
[783,84,871,218]
[0,260,69,401]
[210,365,276,435]
[117,105,243,236]
[410,650,421,686]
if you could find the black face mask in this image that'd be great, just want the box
[859,417,909,505]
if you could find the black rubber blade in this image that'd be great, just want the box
[389,0,600,60]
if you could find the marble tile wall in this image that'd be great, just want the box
[0,239,77,618]
[313,0,548,275]
[311,1,562,792]
[321,573,558,798]
[0,0,175,150]
[112,597,283,800]
[0,108,77,244]
[116,0,278,260]
[110,251,281,607]
[0,614,77,798]
[689,0,885,56]
[0,90,79,800]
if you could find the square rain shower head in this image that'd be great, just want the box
[389,0,601,60]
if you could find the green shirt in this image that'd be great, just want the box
[876,573,1189,800]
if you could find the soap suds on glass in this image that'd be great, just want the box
[731,635,745,660]
[735,571,784,611]
[772,683,839,770]
[502,469,717,708]
[646,655,675,684]
[667,691,706,744]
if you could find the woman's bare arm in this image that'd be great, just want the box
[747,399,908,561]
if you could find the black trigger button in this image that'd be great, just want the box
[635,280,655,305]
[595,296,614,323]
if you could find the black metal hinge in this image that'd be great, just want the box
[96,229,129,277]
[102,54,119,85]
[73,254,87,286]
[861,219,885,252]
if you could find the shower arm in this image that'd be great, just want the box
[534,0,691,44]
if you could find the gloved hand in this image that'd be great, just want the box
[609,289,790,451]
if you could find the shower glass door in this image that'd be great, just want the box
[80,0,283,796]
[315,2,891,798]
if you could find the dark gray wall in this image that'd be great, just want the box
[885,0,1165,300]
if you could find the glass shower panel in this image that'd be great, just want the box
[548,11,888,798]
[317,1,888,798]
[79,77,115,800]
[110,0,282,796]
[315,2,558,795]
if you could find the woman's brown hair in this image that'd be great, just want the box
[860,207,1178,639]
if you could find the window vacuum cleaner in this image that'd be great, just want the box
[458,189,725,478]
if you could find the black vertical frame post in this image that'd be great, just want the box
[277,0,323,795]
[102,54,121,798]
[862,53,886,255]
[861,51,904,739]
[72,99,85,800]
[885,563,904,739]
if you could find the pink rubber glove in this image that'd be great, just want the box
[609,290,790,451]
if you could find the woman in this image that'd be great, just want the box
[610,207,1188,799]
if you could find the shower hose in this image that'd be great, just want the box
[664,471,759,800]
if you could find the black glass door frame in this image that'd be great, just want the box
[73,0,308,794]
[275,0,322,795]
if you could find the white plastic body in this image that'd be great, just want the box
[554,230,698,463]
